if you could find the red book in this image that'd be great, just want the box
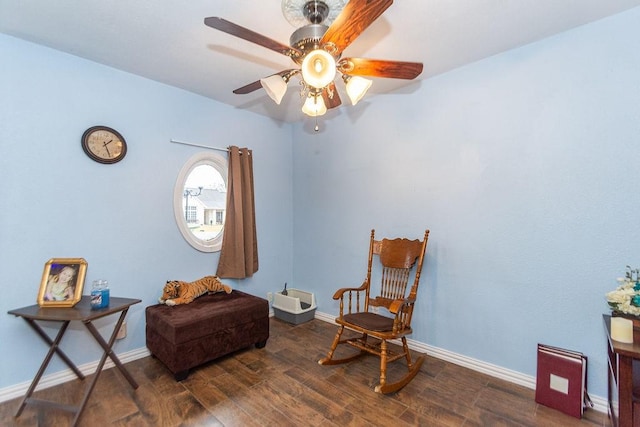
[535,343,590,418]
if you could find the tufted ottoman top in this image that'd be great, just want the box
[145,290,268,345]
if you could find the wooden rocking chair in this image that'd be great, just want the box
[318,229,430,394]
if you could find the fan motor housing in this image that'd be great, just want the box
[290,24,327,51]
[290,24,336,64]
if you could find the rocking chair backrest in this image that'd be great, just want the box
[367,229,429,311]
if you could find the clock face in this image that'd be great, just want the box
[81,126,127,164]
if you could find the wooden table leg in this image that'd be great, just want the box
[24,318,85,379]
[15,320,77,417]
[83,308,138,388]
[72,309,138,426]
[619,355,634,427]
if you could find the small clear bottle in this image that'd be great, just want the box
[90,280,110,309]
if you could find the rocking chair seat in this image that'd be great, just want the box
[341,312,394,332]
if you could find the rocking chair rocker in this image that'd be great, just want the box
[319,229,429,394]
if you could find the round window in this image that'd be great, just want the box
[173,152,227,252]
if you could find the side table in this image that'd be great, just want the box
[603,314,640,427]
[8,295,141,426]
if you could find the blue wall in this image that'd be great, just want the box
[0,34,292,388]
[2,6,640,401]
[291,7,640,398]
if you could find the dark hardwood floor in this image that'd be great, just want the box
[0,317,609,426]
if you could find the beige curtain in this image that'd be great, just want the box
[216,146,259,278]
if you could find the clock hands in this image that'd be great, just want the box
[103,139,113,158]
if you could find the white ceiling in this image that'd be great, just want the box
[2,0,639,123]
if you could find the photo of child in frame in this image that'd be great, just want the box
[43,264,78,301]
[37,258,88,308]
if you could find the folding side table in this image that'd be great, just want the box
[8,296,141,426]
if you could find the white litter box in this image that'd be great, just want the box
[272,288,317,324]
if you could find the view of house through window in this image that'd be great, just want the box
[183,164,226,242]
[173,151,228,252]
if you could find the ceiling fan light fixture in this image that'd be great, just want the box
[302,93,327,116]
[343,75,372,105]
[301,49,336,89]
[206,0,424,124]
[260,74,289,104]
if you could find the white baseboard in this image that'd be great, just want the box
[314,311,607,414]
[0,312,607,415]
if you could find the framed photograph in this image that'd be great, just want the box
[37,258,88,307]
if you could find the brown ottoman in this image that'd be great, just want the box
[145,290,269,380]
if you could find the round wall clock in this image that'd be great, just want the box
[81,126,127,164]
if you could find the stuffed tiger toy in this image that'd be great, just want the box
[159,275,232,306]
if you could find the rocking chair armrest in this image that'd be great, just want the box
[332,281,369,300]
[388,297,416,315]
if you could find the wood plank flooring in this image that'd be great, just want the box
[0,317,609,426]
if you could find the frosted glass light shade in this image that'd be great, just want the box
[301,49,336,89]
[301,94,327,116]
[260,75,288,105]
[345,76,372,105]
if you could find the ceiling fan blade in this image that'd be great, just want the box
[232,69,298,95]
[233,80,263,95]
[322,83,342,109]
[339,58,423,80]
[204,17,302,59]
[320,0,393,55]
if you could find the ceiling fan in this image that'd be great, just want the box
[204,0,423,118]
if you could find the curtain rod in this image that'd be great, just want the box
[170,139,229,152]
